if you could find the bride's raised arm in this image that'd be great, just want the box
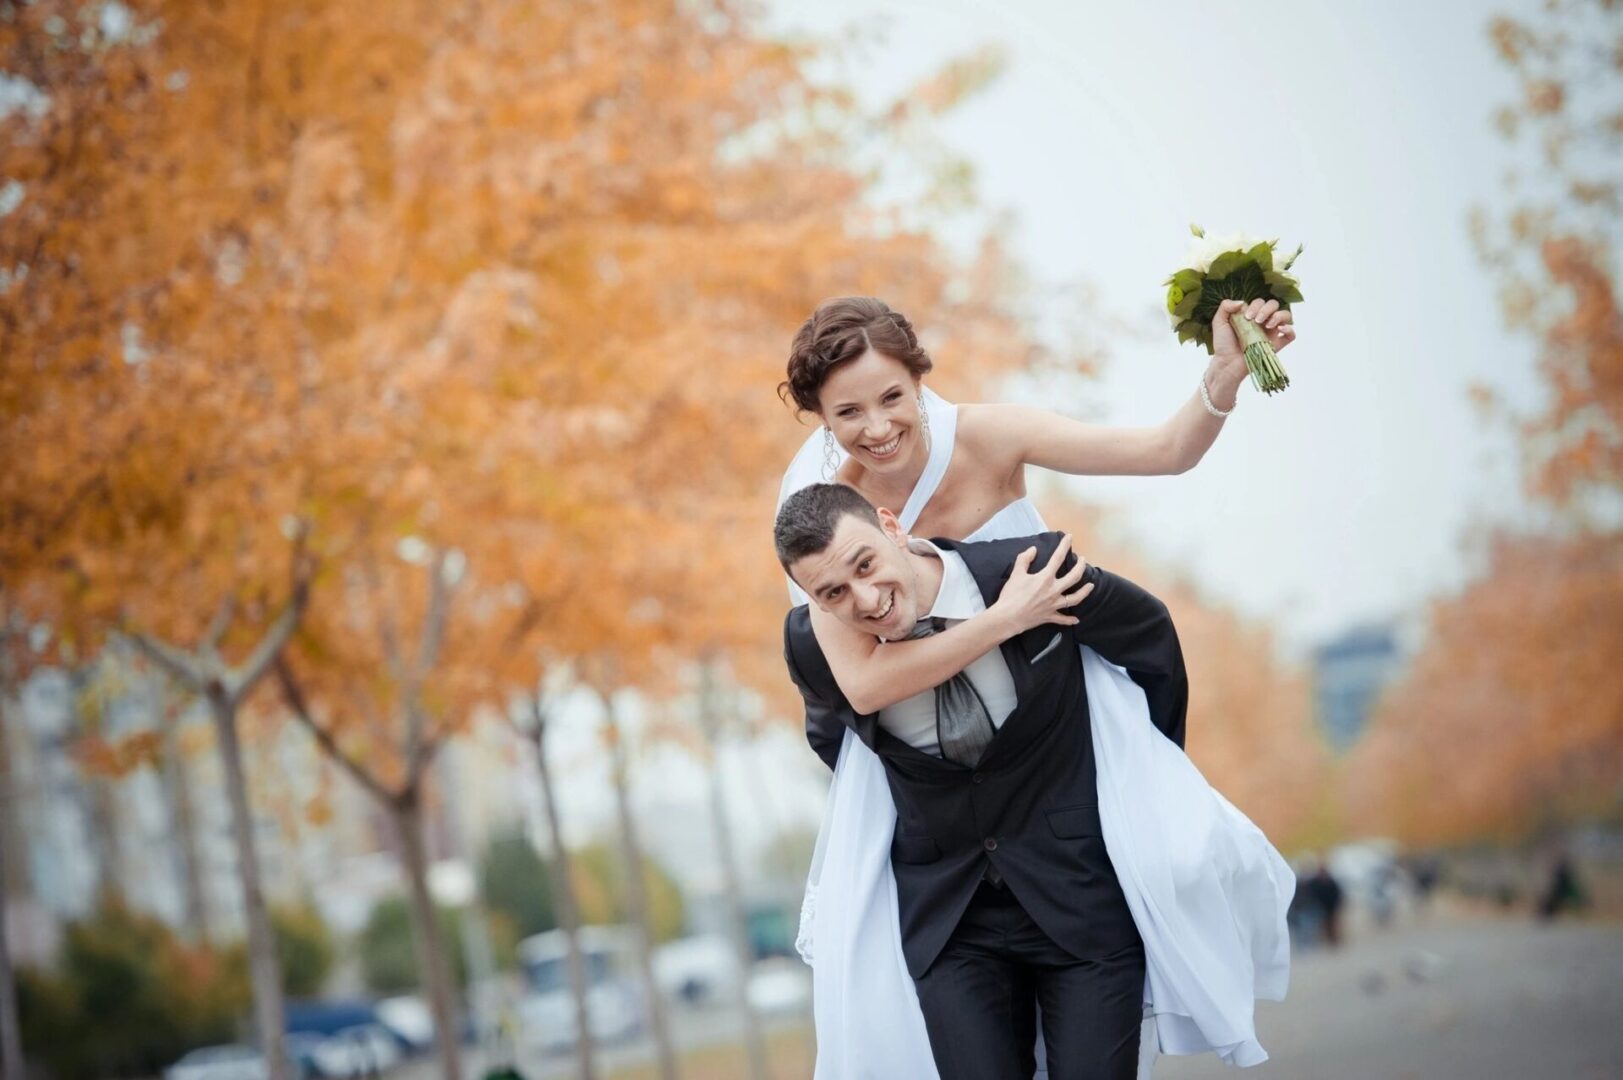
[961,301,1294,479]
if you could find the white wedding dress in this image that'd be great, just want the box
[779,388,1296,1079]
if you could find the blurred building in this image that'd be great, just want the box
[1312,623,1404,751]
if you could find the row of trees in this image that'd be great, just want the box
[0,1,1047,1077]
[1,2,1356,1076]
[1342,0,1623,846]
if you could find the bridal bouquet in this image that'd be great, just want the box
[1165,224,1303,395]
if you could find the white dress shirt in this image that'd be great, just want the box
[875,538,1019,756]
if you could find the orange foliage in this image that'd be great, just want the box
[1476,0,1622,510]
[72,729,164,780]
[2,0,1039,722]
[1344,532,1623,845]
[1348,0,1623,845]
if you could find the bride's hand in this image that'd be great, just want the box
[1210,297,1296,376]
[989,534,1094,637]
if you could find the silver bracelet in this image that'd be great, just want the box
[1199,374,1235,418]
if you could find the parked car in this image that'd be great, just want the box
[296,1024,404,1078]
[284,999,412,1076]
[654,933,739,1006]
[516,926,645,1052]
[163,1045,269,1080]
[374,996,435,1054]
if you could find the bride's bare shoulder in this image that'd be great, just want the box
[953,402,1032,466]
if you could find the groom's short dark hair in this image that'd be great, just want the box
[775,484,883,572]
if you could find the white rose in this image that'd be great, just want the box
[1183,232,1264,274]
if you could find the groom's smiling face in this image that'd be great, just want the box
[790,509,925,639]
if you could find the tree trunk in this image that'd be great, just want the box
[528,712,597,1080]
[393,793,464,1080]
[437,753,498,1058]
[163,705,213,942]
[207,685,289,1080]
[0,691,29,1080]
[699,663,769,1080]
[603,700,678,1080]
[73,666,127,905]
[151,668,211,940]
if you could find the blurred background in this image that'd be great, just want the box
[1,0,1619,1078]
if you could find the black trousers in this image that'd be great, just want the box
[913,880,1145,1080]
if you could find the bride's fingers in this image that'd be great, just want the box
[1013,545,1039,572]
[1055,582,1094,614]
[1056,557,1088,592]
[1042,534,1073,575]
[1266,309,1292,328]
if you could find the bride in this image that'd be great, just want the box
[777,296,1298,1078]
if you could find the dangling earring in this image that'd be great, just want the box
[822,428,840,482]
[917,394,932,454]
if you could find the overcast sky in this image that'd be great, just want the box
[761,0,1553,651]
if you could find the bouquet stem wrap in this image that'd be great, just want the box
[1229,311,1289,394]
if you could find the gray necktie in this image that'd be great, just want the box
[906,617,997,767]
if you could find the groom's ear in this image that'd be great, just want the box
[875,507,908,548]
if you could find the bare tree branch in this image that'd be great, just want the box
[126,632,207,690]
[200,597,237,655]
[368,551,406,687]
[274,659,396,805]
[404,552,455,768]
[226,569,311,703]
[416,549,454,682]
[405,705,453,794]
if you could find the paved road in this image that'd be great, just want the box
[410,909,1623,1079]
[1155,910,1623,1080]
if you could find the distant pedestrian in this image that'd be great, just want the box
[1537,850,1587,920]
[1409,855,1441,914]
[1288,858,1325,949]
[1305,863,1346,947]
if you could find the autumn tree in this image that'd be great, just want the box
[4,4,1078,1077]
[1345,0,1623,846]
[1473,0,1622,509]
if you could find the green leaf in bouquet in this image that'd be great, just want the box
[1246,241,1274,272]
[1205,249,1248,280]
[1269,281,1304,304]
[1173,288,1202,320]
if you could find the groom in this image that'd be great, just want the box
[777,483,1188,1080]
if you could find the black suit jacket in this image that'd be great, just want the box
[783,532,1188,978]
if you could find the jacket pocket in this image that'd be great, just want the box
[891,834,944,864]
[1046,803,1103,839]
[1029,631,1065,664]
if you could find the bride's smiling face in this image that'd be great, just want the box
[818,350,928,476]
